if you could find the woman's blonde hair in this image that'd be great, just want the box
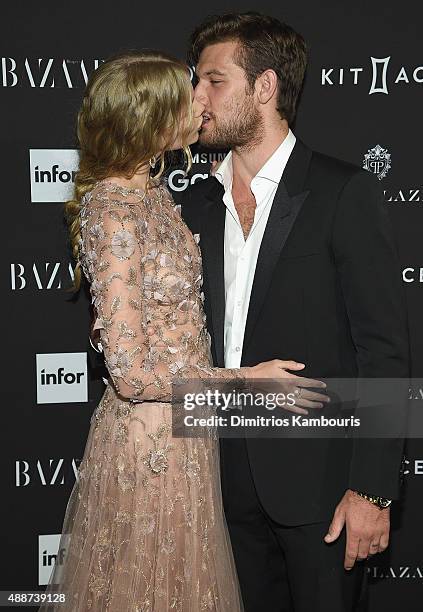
[65,49,194,292]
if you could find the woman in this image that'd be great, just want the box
[39,50,314,611]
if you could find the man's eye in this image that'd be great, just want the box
[210,80,223,85]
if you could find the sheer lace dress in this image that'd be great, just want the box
[38,178,245,611]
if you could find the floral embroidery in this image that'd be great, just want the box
[39,179,244,612]
[108,346,136,377]
[147,449,169,474]
[89,223,105,241]
[161,529,176,555]
[111,228,136,259]
[139,513,156,535]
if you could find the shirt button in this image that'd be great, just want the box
[235,346,241,352]
[237,300,241,307]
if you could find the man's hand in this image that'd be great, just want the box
[324,489,390,570]
[248,360,329,414]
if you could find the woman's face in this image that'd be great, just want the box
[168,86,205,151]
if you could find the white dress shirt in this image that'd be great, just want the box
[214,129,296,367]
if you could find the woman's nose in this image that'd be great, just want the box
[193,82,208,107]
[192,97,205,117]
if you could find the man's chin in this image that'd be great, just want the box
[198,132,212,147]
[198,132,226,150]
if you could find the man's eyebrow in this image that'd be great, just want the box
[202,69,226,77]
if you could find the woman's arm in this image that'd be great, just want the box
[84,200,247,402]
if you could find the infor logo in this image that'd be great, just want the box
[36,352,87,404]
[29,149,80,202]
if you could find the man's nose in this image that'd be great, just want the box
[194,82,208,106]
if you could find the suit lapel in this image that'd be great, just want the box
[199,179,226,366]
[198,140,312,365]
[242,140,312,353]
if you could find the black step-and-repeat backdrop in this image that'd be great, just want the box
[3,1,422,610]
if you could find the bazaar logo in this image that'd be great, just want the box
[363,145,391,180]
[321,56,423,94]
[368,565,423,579]
[1,57,103,88]
[384,188,421,203]
[16,458,81,486]
[10,261,77,290]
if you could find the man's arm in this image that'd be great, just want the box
[325,169,410,568]
[332,169,410,498]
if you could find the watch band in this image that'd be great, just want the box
[354,490,392,509]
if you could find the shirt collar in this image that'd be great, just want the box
[214,128,296,189]
[256,129,296,184]
[214,150,233,191]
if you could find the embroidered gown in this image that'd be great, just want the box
[38,179,245,611]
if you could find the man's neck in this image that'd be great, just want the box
[231,121,290,190]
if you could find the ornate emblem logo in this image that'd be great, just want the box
[363,145,392,180]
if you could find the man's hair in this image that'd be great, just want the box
[188,12,307,125]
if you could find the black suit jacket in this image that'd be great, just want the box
[181,139,410,525]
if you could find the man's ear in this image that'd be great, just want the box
[255,69,278,105]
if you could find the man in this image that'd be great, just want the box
[181,12,410,612]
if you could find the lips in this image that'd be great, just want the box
[201,112,211,127]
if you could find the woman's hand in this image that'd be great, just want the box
[245,360,329,414]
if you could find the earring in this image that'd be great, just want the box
[149,155,157,169]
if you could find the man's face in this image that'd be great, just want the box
[194,41,263,150]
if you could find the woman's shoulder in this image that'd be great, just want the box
[85,180,149,206]
[80,181,152,224]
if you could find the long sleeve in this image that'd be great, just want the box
[81,192,246,403]
[332,170,410,499]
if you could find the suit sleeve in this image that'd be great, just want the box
[332,170,410,499]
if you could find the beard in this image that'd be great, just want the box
[199,91,264,151]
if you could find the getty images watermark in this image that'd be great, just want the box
[171,378,421,439]
[183,388,360,427]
